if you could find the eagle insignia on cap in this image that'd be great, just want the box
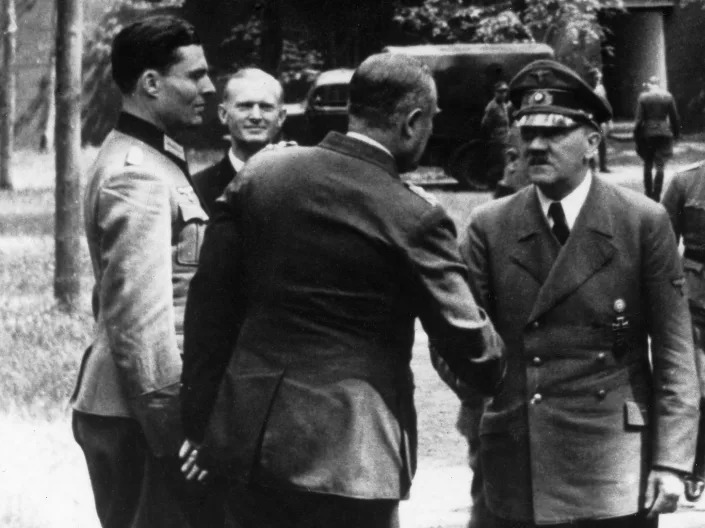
[530,69,552,84]
[530,90,553,105]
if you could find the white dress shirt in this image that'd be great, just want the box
[228,149,246,173]
[536,171,592,230]
[346,131,393,158]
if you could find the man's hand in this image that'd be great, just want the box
[644,468,684,518]
[179,438,209,482]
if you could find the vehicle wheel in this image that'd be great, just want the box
[445,140,493,191]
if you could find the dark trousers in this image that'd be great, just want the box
[598,135,608,171]
[692,321,705,480]
[481,511,658,528]
[225,479,400,528]
[73,410,228,528]
[642,136,672,202]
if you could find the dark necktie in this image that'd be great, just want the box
[548,202,569,245]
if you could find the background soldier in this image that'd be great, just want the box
[662,165,705,502]
[179,52,504,528]
[461,59,699,528]
[192,68,286,215]
[481,80,514,186]
[634,76,680,201]
[587,67,611,173]
[70,15,220,528]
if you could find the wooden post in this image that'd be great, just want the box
[54,0,82,310]
[0,0,17,190]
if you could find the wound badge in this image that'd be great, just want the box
[613,298,626,314]
[672,277,686,297]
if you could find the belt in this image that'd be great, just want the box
[685,248,705,263]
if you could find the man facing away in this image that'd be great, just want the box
[461,59,699,528]
[192,68,286,215]
[70,15,220,528]
[634,76,680,202]
[179,52,505,528]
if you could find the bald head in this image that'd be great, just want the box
[219,68,286,160]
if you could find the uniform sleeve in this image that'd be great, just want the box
[643,207,700,472]
[96,170,182,456]
[459,210,494,319]
[410,206,505,399]
[660,174,685,242]
[181,202,244,443]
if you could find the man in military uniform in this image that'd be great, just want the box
[481,81,515,185]
[70,16,217,528]
[192,68,287,215]
[634,76,680,202]
[662,167,705,502]
[461,59,699,527]
[179,52,504,528]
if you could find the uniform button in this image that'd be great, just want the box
[530,393,543,404]
[596,389,607,400]
[531,321,540,329]
[597,352,607,362]
[532,356,542,366]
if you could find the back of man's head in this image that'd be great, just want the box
[348,53,434,130]
[112,15,201,95]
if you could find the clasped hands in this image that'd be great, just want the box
[179,438,209,482]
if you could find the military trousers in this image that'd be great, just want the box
[72,410,228,528]
[224,478,400,528]
[478,511,657,528]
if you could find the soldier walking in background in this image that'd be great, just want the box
[634,76,680,202]
[481,81,515,186]
[70,16,221,528]
[662,165,705,503]
[588,67,611,173]
[192,68,286,215]
[179,52,505,528]
[461,59,699,528]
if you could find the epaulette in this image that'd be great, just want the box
[405,182,438,206]
[125,146,144,166]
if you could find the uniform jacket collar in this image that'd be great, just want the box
[115,112,190,176]
[510,177,617,323]
[319,132,398,179]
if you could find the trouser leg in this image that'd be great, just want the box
[225,479,399,528]
[653,159,665,202]
[643,157,653,198]
[72,410,226,528]
[599,136,608,171]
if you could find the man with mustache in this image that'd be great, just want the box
[192,68,286,215]
[71,15,219,528]
[460,59,699,527]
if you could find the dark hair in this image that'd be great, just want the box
[348,53,434,128]
[111,15,201,94]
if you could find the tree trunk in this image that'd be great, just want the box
[54,0,82,310]
[40,53,56,152]
[0,0,17,191]
[260,0,282,74]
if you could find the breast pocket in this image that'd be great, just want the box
[176,201,208,266]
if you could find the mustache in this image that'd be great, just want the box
[528,155,549,166]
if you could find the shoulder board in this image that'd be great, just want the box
[125,146,144,166]
[405,183,438,206]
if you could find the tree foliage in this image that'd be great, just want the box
[390,0,623,70]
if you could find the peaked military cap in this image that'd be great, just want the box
[509,59,612,130]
